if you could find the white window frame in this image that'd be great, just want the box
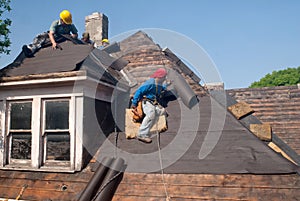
[41,98,72,168]
[2,95,78,172]
[6,100,33,166]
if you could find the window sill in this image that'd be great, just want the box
[1,165,75,173]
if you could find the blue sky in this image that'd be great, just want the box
[0,0,299,89]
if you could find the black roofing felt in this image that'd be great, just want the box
[2,41,92,77]
[1,31,298,175]
[80,49,128,86]
[0,40,129,87]
[93,31,299,174]
[98,95,298,174]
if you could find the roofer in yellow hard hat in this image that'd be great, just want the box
[60,10,73,25]
[100,38,110,48]
[22,10,78,57]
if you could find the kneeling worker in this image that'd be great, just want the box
[22,10,78,57]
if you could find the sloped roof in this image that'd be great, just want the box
[227,85,300,156]
[111,30,161,57]
[97,31,299,174]
[0,31,298,201]
[2,40,92,76]
[100,96,298,174]
[0,39,128,87]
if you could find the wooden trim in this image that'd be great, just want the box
[5,93,83,100]
[32,97,41,168]
[69,96,75,170]
[268,142,296,164]
[272,134,300,165]
[0,71,85,82]
[114,173,300,200]
[74,96,83,171]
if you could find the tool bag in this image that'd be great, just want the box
[131,100,144,123]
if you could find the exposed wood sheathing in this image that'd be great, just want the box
[0,169,91,200]
[228,86,300,155]
[113,173,300,201]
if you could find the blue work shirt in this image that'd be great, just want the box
[132,78,166,107]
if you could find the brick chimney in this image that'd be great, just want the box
[85,12,108,47]
[205,82,225,91]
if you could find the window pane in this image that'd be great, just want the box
[46,132,70,161]
[45,101,69,129]
[11,133,31,159]
[10,102,32,129]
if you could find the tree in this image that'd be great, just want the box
[0,0,11,55]
[249,67,300,88]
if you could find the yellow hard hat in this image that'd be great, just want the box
[60,10,72,24]
[102,38,109,43]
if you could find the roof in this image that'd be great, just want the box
[0,31,299,201]
[96,31,299,174]
[0,38,128,87]
[227,86,300,156]
[100,96,298,174]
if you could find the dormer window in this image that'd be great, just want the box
[3,96,77,172]
[43,99,70,165]
[8,101,32,162]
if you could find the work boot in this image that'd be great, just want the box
[137,136,152,143]
[22,45,33,57]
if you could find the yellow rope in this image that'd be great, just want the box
[16,184,28,200]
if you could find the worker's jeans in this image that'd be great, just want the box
[28,32,64,53]
[138,100,165,138]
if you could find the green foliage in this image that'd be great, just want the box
[249,67,300,88]
[0,0,11,55]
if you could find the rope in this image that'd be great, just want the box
[114,99,119,158]
[156,122,171,201]
[114,131,119,158]
[16,184,28,200]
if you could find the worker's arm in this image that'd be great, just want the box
[71,33,78,39]
[131,79,154,107]
[70,24,78,39]
[48,31,57,49]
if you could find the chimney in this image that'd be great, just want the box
[204,82,225,91]
[85,12,109,47]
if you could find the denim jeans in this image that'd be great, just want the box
[138,100,165,138]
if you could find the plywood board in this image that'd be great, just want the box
[228,101,254,119]
[250,123,272,141]
[125,109,167,139]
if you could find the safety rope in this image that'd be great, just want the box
[114,99,119,158]
[114,130,119,158]
[156,122,171,201]
[16,184,28,200]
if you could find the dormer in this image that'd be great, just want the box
[0,38,129,172]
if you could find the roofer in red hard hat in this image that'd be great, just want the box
[131,68,169,143]
[22,10,78,57]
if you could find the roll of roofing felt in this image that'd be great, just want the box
[78,157,113,201]
[168,69,198,109]
[93,157,125,201]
